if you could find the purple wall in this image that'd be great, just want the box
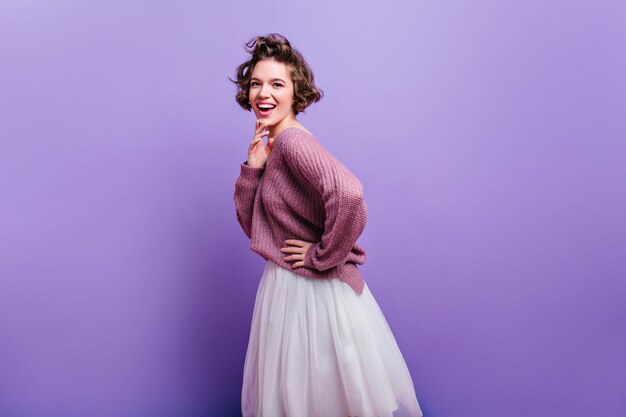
[1,1,624,416]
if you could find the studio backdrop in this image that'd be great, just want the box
[1,1,624,417]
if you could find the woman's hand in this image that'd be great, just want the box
[246,119,275,168]
[281,239,315,269]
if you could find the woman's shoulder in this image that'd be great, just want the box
[289,125,314,136]
[277,126,325,154]
[278,127,355,176]
[276,126,321,152]
[277,125,316,140]
[279,127,363,188]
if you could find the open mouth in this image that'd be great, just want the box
[257,103,276,117]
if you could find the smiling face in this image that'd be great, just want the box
[249,58,297,131]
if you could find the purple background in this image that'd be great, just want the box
[1,1,625,416]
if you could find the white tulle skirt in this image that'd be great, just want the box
[241,260,424,417]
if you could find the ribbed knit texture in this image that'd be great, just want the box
[233,126,368,295]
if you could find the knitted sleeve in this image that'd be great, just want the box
[233,161,264,239]
[282,135,368,272]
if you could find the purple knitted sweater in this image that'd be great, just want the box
[233,126,368,295]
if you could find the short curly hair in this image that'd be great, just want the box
[229,33,323,116]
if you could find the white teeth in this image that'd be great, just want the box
[258,104,276,109]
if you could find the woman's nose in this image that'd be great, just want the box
[259,83,270,97]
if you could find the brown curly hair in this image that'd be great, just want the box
[229,33,323,116]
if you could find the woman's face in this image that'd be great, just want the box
[249,58,296,127]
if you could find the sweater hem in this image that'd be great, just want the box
[261,252,365,296]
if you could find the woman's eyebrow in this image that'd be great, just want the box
[250,77,286,83]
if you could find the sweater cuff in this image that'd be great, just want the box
[240,160,264,179]
[303,243,318,270]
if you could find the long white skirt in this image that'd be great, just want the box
[241,260,424,417]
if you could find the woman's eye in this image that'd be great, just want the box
[250,82,283,87]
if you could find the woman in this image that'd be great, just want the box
[231,33,424,417]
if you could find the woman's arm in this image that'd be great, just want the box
[282,135,368,271]
[233,161,264,239]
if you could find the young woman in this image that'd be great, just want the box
[231,33,424,417]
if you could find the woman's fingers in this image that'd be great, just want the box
[280,245,305,263]
[246,121,271,167]
[255,119,265,132]
[248,121,271,165]
[249,136,262,149]
[254,128,269,141]
[281,251,305,264]
[255,120,268,133]
[280,246,303,253]
[284,238,306,247]
[281,240,315,267]
[249,125,268,149]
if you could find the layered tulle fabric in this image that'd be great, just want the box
[242,260,423,417]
